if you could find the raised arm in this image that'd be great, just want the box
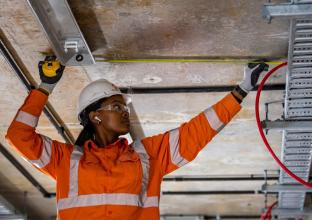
[5,56,69,179]
[140,62,269,176]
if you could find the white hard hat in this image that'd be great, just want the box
[77,79,131,121]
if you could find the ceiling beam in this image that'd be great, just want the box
[120,84,285,94]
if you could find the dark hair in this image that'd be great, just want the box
[75,98,106,146]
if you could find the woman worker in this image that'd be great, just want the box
[6,59,268,220]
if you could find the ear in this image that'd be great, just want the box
[89,111,100,125]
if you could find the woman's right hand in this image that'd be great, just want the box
[38,55,65,95]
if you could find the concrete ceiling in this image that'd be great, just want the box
[0,0,306,219]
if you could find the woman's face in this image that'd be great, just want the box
[90,95,130,135]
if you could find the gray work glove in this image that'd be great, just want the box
[38,56,65,94]
[239,62,269,93]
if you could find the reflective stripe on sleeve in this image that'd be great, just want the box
[15,111,39,128]
[57,193,159,210]
[30,135,53,168]
[68,145,83,197]
[204,107,225,132]
[132,140,152,206]
[169,128,189,167]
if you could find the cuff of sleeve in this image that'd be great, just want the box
[20,89,49,117]
[222,93,242,118]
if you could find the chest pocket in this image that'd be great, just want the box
[84,149,142,194]
[110,150,142,193]
[78,148,142,195]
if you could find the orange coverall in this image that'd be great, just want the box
[6,89,241,219]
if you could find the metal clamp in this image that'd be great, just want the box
[64,39,79,53]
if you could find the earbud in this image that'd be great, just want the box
[94,116,102,123]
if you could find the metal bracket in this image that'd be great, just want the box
[262,184,312,193]
[271,208,312,217]
[64,39,79,53]
[292,0,312,3]
[26,0,95,66]
[261,119,312,130]
[263,1,312,22]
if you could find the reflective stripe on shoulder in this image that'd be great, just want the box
[15,111,39,128]
[169,128,189,167]
[68,145,83,197]
[57,193,159,210]
[204,107,225,132]
[30,135,53,168]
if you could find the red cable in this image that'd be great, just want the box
[259,201,277,220]
[255,62,312,188]
[264,201,277,220]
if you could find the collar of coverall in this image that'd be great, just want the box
[84,137,129,151]
[83,138,138,164]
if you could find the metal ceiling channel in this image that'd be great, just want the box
[26,0,95,66]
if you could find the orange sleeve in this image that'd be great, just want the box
[5,89,71,179]
[141,93,241,176]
